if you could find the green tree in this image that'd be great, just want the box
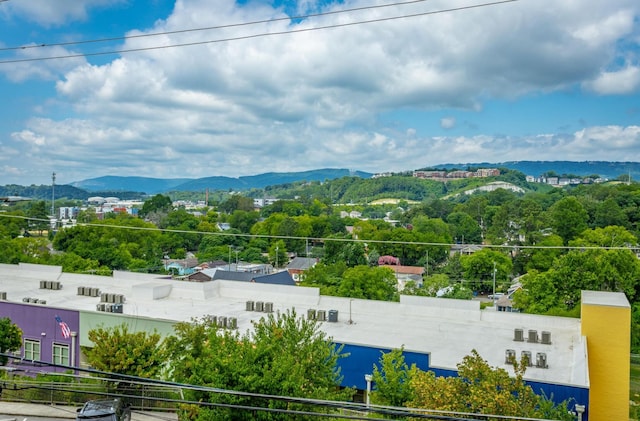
[139,194,172,219]
[460,249,512,293]
[27,200,50,235]
[407,350,575,420]
[548,197,588,244]
[85,324,167,378]
[0,317,22,365]
[166,310,353,420]
[447,212,482,244]
[269,240,288,268]
[371,347,417,407]
[218,195,254,213]
[337,265,399,301]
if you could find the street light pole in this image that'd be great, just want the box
[492,261,497,306]
[364,374,373,407]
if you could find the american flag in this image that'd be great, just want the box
[55,315,71,339]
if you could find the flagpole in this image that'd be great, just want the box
[71,331,77,375]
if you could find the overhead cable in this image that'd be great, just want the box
[0,0,518,65]
[0,212,635,252]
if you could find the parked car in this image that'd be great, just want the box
[488,292,504,300]
[76,398,131,421]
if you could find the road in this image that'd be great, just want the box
[0,403,177,421]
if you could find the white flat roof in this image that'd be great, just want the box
[0,263,588,388]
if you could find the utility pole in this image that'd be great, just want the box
[51,172,56,217]
[492,261,497,307]
[425,249,429,276]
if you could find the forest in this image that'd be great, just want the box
[1,172,640,353]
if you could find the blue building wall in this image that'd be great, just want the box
[336,342,589,420]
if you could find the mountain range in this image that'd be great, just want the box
[70,169,372,194]
[69,161,639,194]
[3,162,638,197]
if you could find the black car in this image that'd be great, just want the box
[76,398,131,421]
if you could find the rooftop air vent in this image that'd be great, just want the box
[521,351,532,366]
[328,309,338,323]
[316,310,326,322]
[536,352,548,369]
[217,316,227,328]
[541,331,552,345]
[527,330,538,343]
[307,309,317,320]
[0,292,6,300]
[255,301,264,312]
[246,300,255,311]
[227,317,237,329]
[264,302,273,313]
[514,328,524,342]
[505,349,516,364]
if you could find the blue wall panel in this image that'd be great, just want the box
[335,343,430,390]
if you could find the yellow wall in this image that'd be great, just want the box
[581,291,630,421]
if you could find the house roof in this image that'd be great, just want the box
[286,257,317,271]
[212,270,254,282]
[379,265,425,275]
[254,271,296,286]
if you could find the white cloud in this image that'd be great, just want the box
[0,45,87,82]
[2,0,123,27]
[440,117,456,129]
[1,0,639,184]
[584,65,640,94]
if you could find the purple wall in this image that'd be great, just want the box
[0,302,79,374]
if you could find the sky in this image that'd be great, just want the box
[0,0,639,186]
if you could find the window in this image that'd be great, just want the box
[52,343,70,366]
[24,339,41,361]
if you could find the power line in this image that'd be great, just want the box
[0,0,519,65]
[0,0,436,52]
[0,354,553,420]
[0,212,636,252]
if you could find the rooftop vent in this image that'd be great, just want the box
[541,331,552,345]
[527,330,538,343]
[521,351,532,366]
[536,352,548,369]
[328,309,338,323]
[505,349,516,364]
[307,309,317,320]
[0,291,6,300]
[227,317,237,329]
[255,301,264,312]
[514,328,524,342]
[264,302,273,313]
[246,300,255,311]
[217,316,227,328]
[316,310,327,322]
[40,281,62,290]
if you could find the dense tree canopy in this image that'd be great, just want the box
[165,310,353,420]
[85,323,167,378]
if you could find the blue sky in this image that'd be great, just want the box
[0,0,639,185]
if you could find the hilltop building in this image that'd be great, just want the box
[0,262,630,421]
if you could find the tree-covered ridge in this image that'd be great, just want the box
[3,180,640,351]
